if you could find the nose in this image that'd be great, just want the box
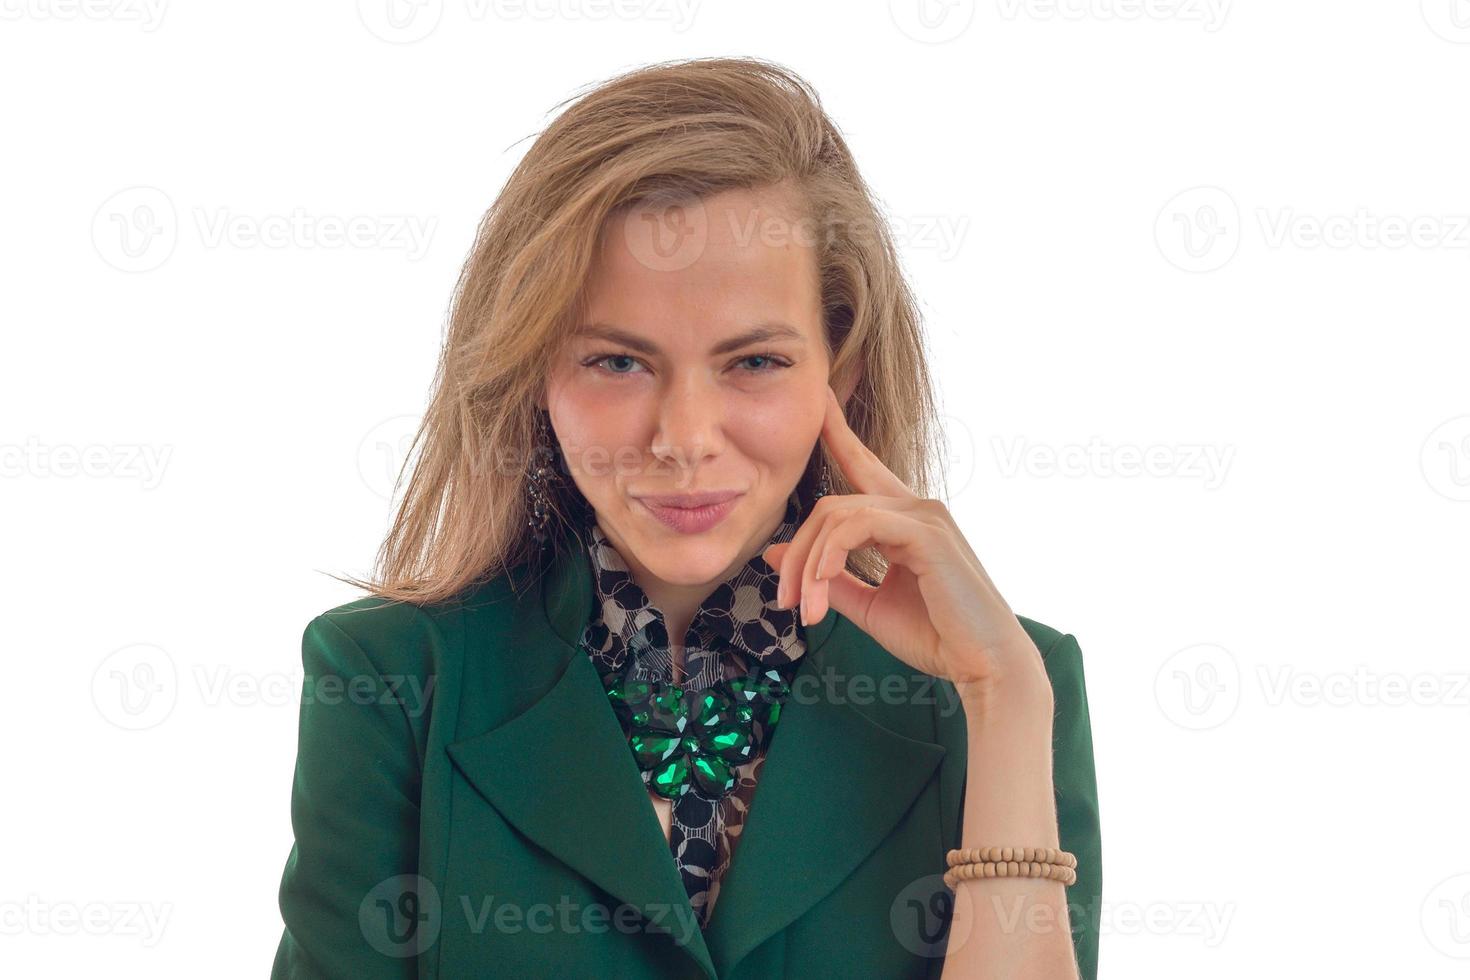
[649,374,725,482]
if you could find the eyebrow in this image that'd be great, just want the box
[572,321,805,357]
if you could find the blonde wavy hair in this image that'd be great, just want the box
[337,56,946,607]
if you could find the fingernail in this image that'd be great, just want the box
[800,595,809,626]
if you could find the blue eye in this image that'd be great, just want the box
[736,353,794,373]
[591,354,645,375]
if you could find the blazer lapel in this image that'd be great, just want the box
[703,610,948,977]
[445,523,717,980]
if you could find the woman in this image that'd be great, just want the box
[272,57,1101,979]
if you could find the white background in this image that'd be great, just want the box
[4,2,1469,977]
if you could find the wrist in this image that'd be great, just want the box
[954,643,1053,718]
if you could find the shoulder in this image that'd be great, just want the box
[302,595,439,676]
[302,572,521,679]
[814,613,1089,735]
[922,613,1092,751]
[834,612,1080,672]
[1014,614,1090,707]
[1015,613,1073,661]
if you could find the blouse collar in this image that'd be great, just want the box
[579,489,807,672]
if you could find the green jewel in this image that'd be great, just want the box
[650,756,690,799]
[708,726,748,755]
[599,657,793,802]
[630,732,680,768]
[695,689,732,726]
[690,755,735,798]
[728,668,789,729]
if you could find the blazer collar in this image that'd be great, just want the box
[579,488,806,671]
[446,519,946,979]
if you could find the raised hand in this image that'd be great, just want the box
[763,387,1048,698]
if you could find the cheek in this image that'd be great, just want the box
[733,389,824,461]
[547,371,661,491]
[546,376,616,480]
[547,386,599,446]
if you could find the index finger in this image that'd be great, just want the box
[819,385,916,499]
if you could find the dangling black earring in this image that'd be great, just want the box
[526,411,559,550]
[813,460,831,501]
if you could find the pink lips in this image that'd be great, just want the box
[634,491,743,534]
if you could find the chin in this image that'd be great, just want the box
[634,530,743,586]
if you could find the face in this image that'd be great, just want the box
[544,183,830,594]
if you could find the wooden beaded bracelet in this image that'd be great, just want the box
[943,861,1077,889]
[943,847,1078,890]
[947,847,1076,869]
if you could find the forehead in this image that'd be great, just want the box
[581,185,822,346]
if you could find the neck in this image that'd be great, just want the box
[609,503,788,670]
[634,570,722,652]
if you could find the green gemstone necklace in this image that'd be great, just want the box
[597,652,793,803]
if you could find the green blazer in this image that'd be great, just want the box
[272,523,1102,979]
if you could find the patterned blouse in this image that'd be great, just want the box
[575,489,808,928]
